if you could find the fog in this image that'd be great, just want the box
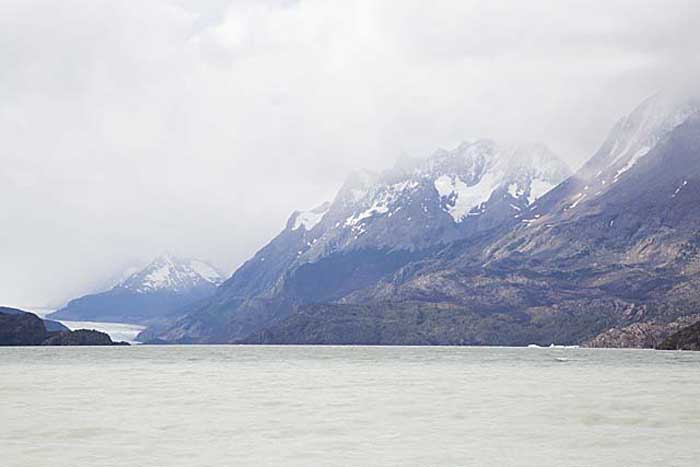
[2,0,700,308]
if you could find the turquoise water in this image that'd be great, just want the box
[1,346,699,466]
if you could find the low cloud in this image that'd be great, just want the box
[2,0,699,307]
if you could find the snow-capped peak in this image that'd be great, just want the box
[118,255,223,294]
[274,138,568,263]
[429,140,569,222]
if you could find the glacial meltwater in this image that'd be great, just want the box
[1,346,699,466]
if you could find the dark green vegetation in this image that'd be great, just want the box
[42,329,125,346]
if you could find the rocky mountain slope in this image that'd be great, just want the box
[147,92,700,346]
[49,255,223,324]
[147,141,570,343]
[330,93,700,346]
[297,93,699,343]
[584,314,700,349]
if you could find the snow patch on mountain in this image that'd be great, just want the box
[672,180,688,198]
[292,202,330,231]
[346,181,418,227]
[189,259,223,283]
[346,201,389,227]
[528,179,556,204]
[507,182,524,198]
[277,139,568,261]
[434,171,501,222]
[430,142,567,222]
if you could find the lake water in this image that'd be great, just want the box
[1,346,698,467]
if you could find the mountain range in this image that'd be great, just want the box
[137,137,573,343]
[48,92,700,348]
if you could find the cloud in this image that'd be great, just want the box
[1,0,699,308]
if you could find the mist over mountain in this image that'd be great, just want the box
[4,0,700,310]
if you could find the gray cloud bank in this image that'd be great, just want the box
[2,0,700,308]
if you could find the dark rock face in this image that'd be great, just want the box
[43,319,70,333]
[0,310,47,346]
[585,315,700,348]
[42,329,127,346]
[657,321,700,350]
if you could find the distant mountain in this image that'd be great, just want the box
[49,255,223,324]
[147,140,570,343]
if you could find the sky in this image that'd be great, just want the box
[2,0,700,309]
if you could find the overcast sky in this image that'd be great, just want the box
[2,0,700,309]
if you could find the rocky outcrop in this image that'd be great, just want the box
[0,307,128,346]
[0,306,69,335]
[584,315,700,348]
[657,321,700,350]
[42,329,128,346]
[0,310,48,346]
